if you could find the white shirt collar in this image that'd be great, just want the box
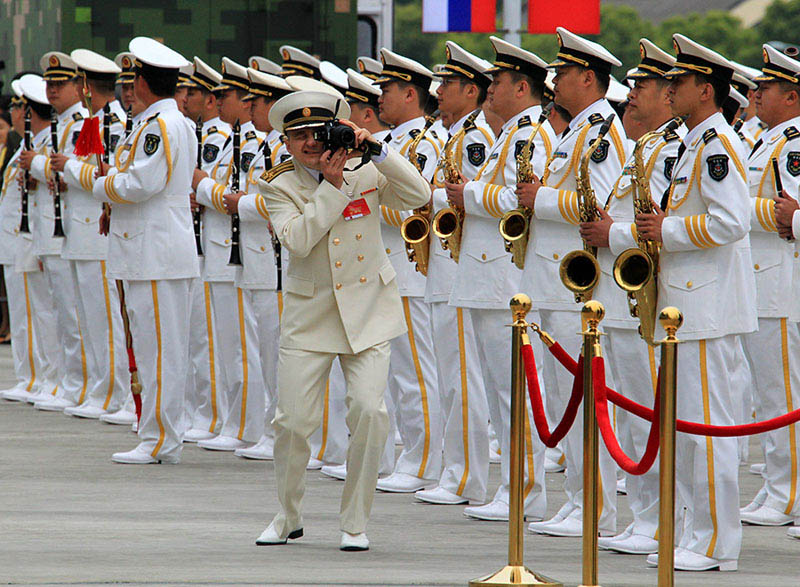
[684,111,725,147]
[391,116,425,138]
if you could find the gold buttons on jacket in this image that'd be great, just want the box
[385,248,391,254]
[225,238,230,244]
[360,276,366,283]
[123,232,129,238]
[481,253,487,260]
[356,233,362,240]
[335,283,342,290]
[686,281,693,288]
[358,255,364,261]
[85,217,90,222]
[754,264,760,270]
[796,252,799,258]
[552,253,559,260]
[260,246,265,251]
[333,238,341,245]
[335,261,342,268]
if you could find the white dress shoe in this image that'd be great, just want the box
[376,472,435,493]
[27,388,55,404]
[1,386,36,402]
[749,462,766,476]
[235,435,274,460]
[464,499,510,521]
[607,533,658,554]
[131,421,138,433]
[197,435,252,452]
[415,486,470,505]
[740,504,800,526]
[787,526,800,539]
[740,486,767,514]
[527,510,614,537]
[320,463,348,480]
[544,455,566,473]
[616,477,627,495]
[340,531,369,551]
[598,524,634,550]
[112,446,179,465]
[646,548,737,572]
[183,428,216,443]
[100,409,137,425]
[34,397,76,412]
[394,430,402,445]
[64,403,106,419]
[306,457,325,470]
[255,522,303,545]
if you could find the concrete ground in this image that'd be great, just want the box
[1,346,798,586]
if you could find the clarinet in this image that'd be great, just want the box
[264,139,281,291]
[192,116,204,255]
[50,111,65,237]
[227,119,242,266]
[125,105,132,137]
[19,106,31,234]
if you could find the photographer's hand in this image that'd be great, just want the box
[337,119,372,149]
[320,148,348,189]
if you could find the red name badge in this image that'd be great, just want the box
[342,197,371,221]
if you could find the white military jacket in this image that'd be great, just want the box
[426,109,494,304]
[259,146,431,354]
[456,104,555,309]
[0,147,22,265]
[199,117,230,174]
[60,106,125,261]
[527,98,628,311]
[596,119,684,328]
[746,117,800,319]
[379,115,441,298]
[91,98,199,281]
[658,111,757,340]
[195,120,256,282]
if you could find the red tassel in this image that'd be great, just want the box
[73,116,105,157]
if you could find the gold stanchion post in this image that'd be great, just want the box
[656,307,682,587]
[579,301,604,587]
[470,294,561,587]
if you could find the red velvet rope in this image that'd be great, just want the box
[593,356,662,475]
[545,339,800,437]
[522,344,584,448]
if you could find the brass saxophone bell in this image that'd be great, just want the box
[401,214,431,275]
[559,249,600,302]
[499,209,531,269]
[612,247,654,293]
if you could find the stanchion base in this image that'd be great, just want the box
[469,565,562,586]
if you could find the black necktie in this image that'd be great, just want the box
[660,141,687,211]
[750,138,763,158]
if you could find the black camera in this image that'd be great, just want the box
[314,120,356,152]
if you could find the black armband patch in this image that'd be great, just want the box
[202,143,219,163]
[707,154,729,181]
[590,139,609,163]
[786,152,800,176]
[466,143,486,166]
[664,156,677,180]
[143,133,161,156]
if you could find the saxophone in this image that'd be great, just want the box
[559,113,616,303]
[432,109,481,263]
[400,110,439,275]
[499,104,552,270]
[612,117,681,345]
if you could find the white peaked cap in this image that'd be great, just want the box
[269,78,350,133]
[129,36,190,69]
[754,44,800,84]
[70,49,121,75]
[376,47,433,90]
[191,57,222,92]
[356,56,382,80]
[550,27,622,74]
[19,74,49,105]
[249,56,282,75]
[321,61,349,92]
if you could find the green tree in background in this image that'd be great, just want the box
[393,0,798,75]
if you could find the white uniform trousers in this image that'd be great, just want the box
[25,269,60,394]
[71,260,128,413]
[470,308,547,519]
[674,336,742,561]
[247,289,280,436]
[730,336,755,463]
[41,255,87,403]
[125,279,192,461]
[604,327,660,538]
[386,297,442,480]
[741,319,800,516]
[2,267,40,393]
[309,357,349,465]
[211,283,264,442]
[538,309,617,530]
[431,302,490,503]
[271,342,391,535]
[186,277,222,434]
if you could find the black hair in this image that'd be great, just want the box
[590,68,610,94]
[28,100,53,120]
[694,73,728,109]
[395,80,428,110]
[508,70,545,101]
[551,101,573,123]
[137,68,178,98]
[89,76,116,95]
[457,77,487,105]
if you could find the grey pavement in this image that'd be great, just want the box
[0,345,797,586]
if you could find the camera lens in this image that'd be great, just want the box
[329,124,356,150]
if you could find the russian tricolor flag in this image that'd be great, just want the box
[422,0,497,33]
